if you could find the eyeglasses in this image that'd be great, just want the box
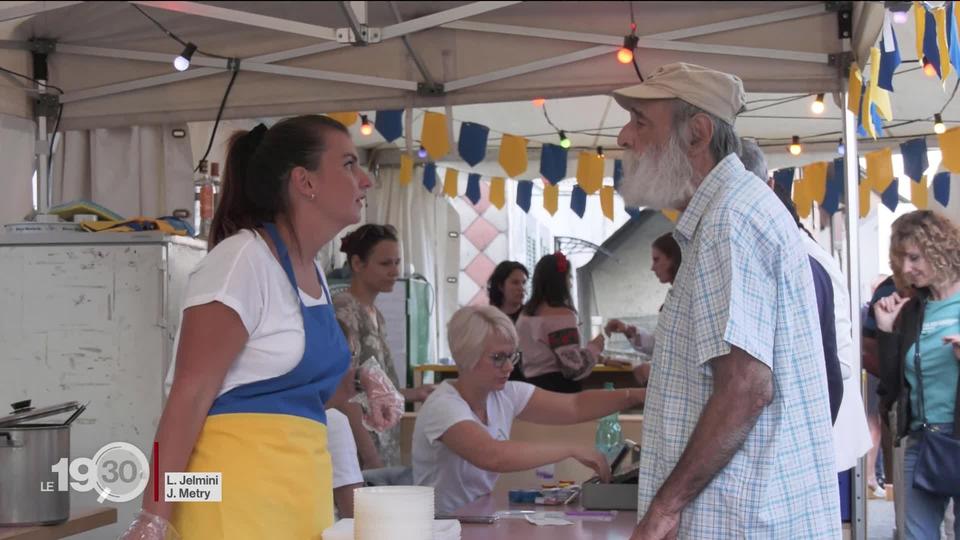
[489,351,522,369]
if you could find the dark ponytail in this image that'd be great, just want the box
[209,115,350,249]
[523,253,574,316]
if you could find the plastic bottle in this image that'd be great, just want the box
[193,160,217,239]
[595,382,624,463]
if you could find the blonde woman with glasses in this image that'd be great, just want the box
[412,306,645,513]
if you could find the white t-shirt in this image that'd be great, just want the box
[412,380,536,514]
[164,229,331,398]
[326,409,363,488]
[802,235,872,470]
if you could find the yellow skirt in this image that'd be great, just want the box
[170,413,333,539]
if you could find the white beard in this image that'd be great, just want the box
[618,133,698,209]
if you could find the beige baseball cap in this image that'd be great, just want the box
[613,62,746,126]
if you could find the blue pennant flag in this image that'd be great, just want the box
[881,179,900,212]
[465,173,482,205]
[539,143,568,185]
[457,122,489,167]
[821,158,845,215]
[571,186,587,218]
[949,3,960,75]
[423,162,437,192]
[900,139,929,182]
[878,26,901,92]
[933,172,951,206]
[773,168,795,193]
[625,207,642,220]
[613,159,624,190]
[374,110,403,142]
[516,180,533,213]
[924,8,942,78]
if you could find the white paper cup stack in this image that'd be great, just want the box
[353,486,435,540]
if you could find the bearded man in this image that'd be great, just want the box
[615,64,839,540]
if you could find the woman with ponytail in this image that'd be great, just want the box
[119,116,372,540]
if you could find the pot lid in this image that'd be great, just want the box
[0,400,81,427]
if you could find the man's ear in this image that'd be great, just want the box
[687,113,714,157]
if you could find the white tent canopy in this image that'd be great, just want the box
[0,1,882,129]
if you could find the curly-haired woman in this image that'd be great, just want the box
[874,210,960,539]
[515,252,605,393]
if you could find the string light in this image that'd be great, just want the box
[892,10,909,24]
[617,35,638,64]
[810,93,825,115]
[596,146,604,158]
[788,135,802,156]
[837,138,845,156]
[174,43,196,71]
[934,113,946,134]
[417,146,428,159]
[359,115,373,136]
[923,56,937,78]
[532,98,546,107]
[559,130,571,149]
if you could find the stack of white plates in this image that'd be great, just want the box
[353,486,435,540]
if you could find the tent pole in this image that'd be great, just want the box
[842,95,866,540]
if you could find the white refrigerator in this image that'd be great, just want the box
[0,231,206,539]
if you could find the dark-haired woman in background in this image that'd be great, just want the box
[119,116,372,540]
[487,261,528,324]
[487,260,529,381]
[334,224,435,470]
[515,252,605,393]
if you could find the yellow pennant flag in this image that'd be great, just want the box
[326,112,358,127]
[936,7,952,81]
[543,183,559,215]
[915,2,926,61]
[662,209,680,223]
[499,134,528,178]
[443,168,459,198]
[600,186,615,221]
[847,64,862,114]
[399,154,413,186]
[576,152,604,194]
[866,148,895,193]
[911,176,929,209]
[489,177,506,209]
[802,162,828,204]
[794,177,813,219]
[860,179,871,218]
[421,112,450,161]
[938,127,960,173]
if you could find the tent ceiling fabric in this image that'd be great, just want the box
[0,1,882,130]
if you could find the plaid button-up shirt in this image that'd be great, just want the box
[636,153,840,539]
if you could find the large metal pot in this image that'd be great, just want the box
[0,400,84,526]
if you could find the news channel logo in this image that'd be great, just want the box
[45,442,149,503]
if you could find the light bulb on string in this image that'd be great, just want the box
[597,146,605,158]
[174,43,196,72]
[617,34,639,64]
[810,93,825,115]
[417,146,428,159]
[532,98,546,107]
[892,10,909,24]
[788,135,802,156]
[837,138,845,156]
[934,113,946,134]
[559,130,571,149]
[923,56,938,78]
[359,115,373,136]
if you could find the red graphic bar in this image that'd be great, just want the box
[153,441,159,502]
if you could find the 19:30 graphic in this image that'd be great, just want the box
[45,442,150,503]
